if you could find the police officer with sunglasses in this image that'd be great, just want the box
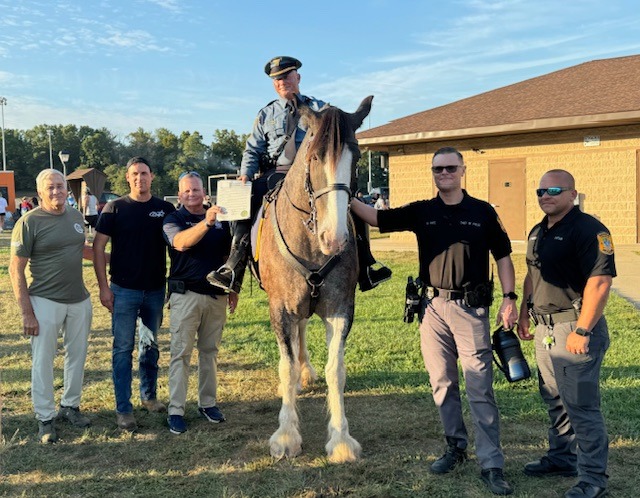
[518,169,615,498]
[351,146,518,495]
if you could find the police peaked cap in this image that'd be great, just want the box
[265,56,302,78]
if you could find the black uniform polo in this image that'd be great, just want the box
[162,207,232,296]
[378,190,511,289]
[526,206,616,314]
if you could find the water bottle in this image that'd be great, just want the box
[492,325,531,382]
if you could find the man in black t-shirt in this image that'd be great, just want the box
[93,157,175,431]
[517,170,615,498]
[351,147,517,496]
[162,172,237,434]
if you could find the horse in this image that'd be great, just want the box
[257,96,373,463]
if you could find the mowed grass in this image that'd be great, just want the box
[1,235,639,497]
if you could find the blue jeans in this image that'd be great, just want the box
[111,283,165,414]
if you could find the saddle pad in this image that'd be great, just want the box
[251,205,264,261]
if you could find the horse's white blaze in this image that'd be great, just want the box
[318,147,352,255]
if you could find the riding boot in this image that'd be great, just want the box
[353,214,392,292]
[207,220,251,293]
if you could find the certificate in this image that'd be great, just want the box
[216,180,252,221]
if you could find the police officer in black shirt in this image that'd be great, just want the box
[351,146,517,496]
[517,169,615,498]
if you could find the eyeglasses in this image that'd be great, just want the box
[536,187,571,197]
[431,165,460,174]
[179,171,201,180]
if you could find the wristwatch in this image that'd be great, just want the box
[205,220,214,228]
[575,327,592,336]
[502,292,518,300]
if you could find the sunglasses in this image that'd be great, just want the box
[179,171,201,180]
[536,187,571,197]
[431,165,459,174]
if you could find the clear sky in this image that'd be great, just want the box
[1,0,639,143]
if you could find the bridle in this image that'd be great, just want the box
[268,137,357,314]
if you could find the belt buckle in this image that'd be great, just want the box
[426,287,436,300]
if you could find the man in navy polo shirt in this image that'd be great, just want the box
[162,172,237,434]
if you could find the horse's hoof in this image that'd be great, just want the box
[270,431,302,459]
[270,443,302,460]
[326,438,361,463]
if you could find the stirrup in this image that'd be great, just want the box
[206,265,237,292]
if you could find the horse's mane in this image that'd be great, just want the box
[305,107,351,174]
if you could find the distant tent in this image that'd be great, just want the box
[65,168,107,211]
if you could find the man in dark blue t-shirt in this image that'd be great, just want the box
[162,172,237,435]
[93,157,175,431]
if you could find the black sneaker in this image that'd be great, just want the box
[57,405,91,428]
[430,444,468,474]
[38,419,58,444]
[481,468,514,495]
[524,456,577,477]
[199,406,225,423]
[359,264,392,291]
[167,415,188,435]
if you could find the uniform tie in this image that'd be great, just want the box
[280,100,299,166]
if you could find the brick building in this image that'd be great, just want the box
[357,55,640,244]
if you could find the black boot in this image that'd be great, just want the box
[353,214,392,291]
[430,437,468,474]
[207,221,251,293]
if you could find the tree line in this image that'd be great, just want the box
[3,124,388,196]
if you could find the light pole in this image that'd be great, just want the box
[58,150,70,180]
[46,129,53,169]
[0,96,6,171]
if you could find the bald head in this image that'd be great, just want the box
[542,169,575,189]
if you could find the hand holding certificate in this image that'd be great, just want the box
[216,180,252,221]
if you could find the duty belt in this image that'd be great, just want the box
[426,286,464,300]
[534,309,579,326]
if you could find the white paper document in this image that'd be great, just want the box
[216,180,252,221]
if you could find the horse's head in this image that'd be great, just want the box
[297,96,373,256]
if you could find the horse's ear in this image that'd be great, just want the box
[299,104,321,130]
[349,96,374,130]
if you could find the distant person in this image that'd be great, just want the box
[20,197,34,216]
[517,170,615,498]
[162,172,236,434]
[374,194,389,210]
[207,55,391,294]
[83,189,99,229]
[351,146,517,496]
[0,191,7,232]
[93,156,176,431]
[67,192,77,209]
[9,169,93,443]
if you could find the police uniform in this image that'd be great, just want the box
[378,190,512,470]
[526,205,615,489]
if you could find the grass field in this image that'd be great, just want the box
[1,235,639,497]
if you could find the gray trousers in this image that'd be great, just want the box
[534,317,609,487]
[420,297,504,469]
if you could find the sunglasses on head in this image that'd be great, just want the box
[431,165,459,174]
[536,187,571,197]
[179,171,201,180]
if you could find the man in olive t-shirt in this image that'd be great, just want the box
[9,168,93,443]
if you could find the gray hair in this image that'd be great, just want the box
[35,169,66,192]
[433,146,463,163]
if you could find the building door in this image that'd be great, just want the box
[489,159,526,240]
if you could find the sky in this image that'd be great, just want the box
[1,0,639,143]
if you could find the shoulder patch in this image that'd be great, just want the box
[496,215,507,234]
[597,232,614,255]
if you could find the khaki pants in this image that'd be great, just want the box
[168,291,228,416]
[30,296,93,421]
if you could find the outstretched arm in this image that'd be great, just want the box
[350,199,379,227]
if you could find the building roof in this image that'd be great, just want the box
[358,54,640,146]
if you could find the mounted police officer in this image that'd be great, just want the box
[518,169,615,498]
[207,56,391,294]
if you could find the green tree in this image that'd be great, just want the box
[209,129,248,173]
[356,151,388,194]
[81,129,118,168]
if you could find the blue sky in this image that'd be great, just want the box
[1,0,639,142]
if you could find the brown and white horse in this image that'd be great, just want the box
[258,96,373,463]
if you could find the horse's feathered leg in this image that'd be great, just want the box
[297,319,317,389]
[269,312,302,459]
[324,315,361,463]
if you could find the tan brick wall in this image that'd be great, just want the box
[384,124,640,244]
